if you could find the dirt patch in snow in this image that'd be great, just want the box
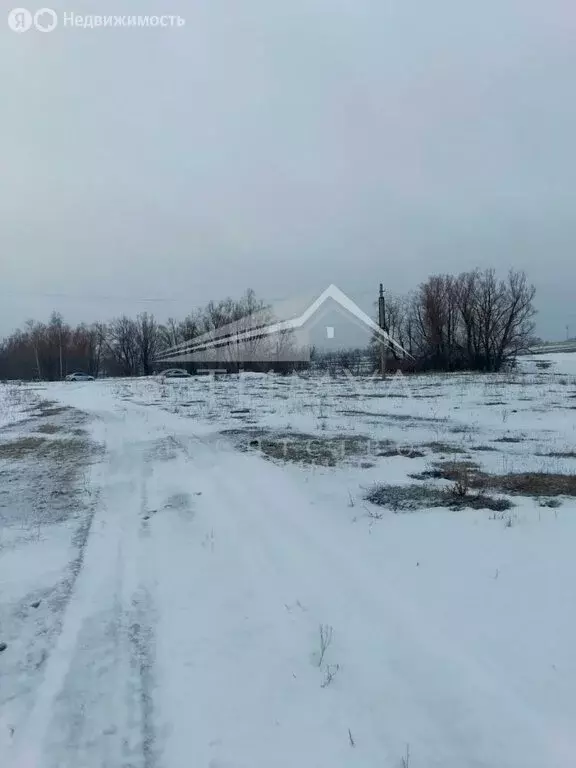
[536,450,576,458]
[365,483,513,513]
[339,409,444,424]
[422,441,464,455]
[31,401,72,418]
[335,393,409,399]
[223,429,471,466]
[0,436,48,459]
[494,473,576,496]
[223,429,398,466]
[0,434,99,465]
[411,459,576,498]
[41,437,99,464]
[0,404,102,732]
[254,434,393,466]
[36,423,66,434]
[376,446,426,459]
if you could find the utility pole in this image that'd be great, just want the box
[378,283,386,378]
[59,325,63,380]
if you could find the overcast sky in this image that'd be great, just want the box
[2,0,575,339]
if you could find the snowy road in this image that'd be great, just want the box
[2,378,576,768]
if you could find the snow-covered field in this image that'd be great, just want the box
[1,353,576,768]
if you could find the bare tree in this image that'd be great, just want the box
[48,312,69,380]
[454,270,480,367]
[135,312,161,375]
[493,270,536,368]
[413,268,536,371]
[24,320,44,379]
[70,322,107,376]
[107,316,139,376]
[159,317,183,350]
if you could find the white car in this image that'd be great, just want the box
[65,372,95,381]
[160,368,192,378]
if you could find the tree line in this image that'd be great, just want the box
[0,269,536,380]
[377,268,536,372]
[0,290,266,380]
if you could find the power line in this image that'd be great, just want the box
[0,290,193,303]
[0,286,379,305]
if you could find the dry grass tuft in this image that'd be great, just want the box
[365,483,512,513]
[496,472,576,497]
[423,442,463,455]
[411,459,576,498]
[0,436,47,459]
[35,423,64,435]
[536,451,576,459]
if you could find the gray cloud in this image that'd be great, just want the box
[2,0,575,338]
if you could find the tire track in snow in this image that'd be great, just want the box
[128,589,157,768]
[8,413,161,768]
[126,460,158,768]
